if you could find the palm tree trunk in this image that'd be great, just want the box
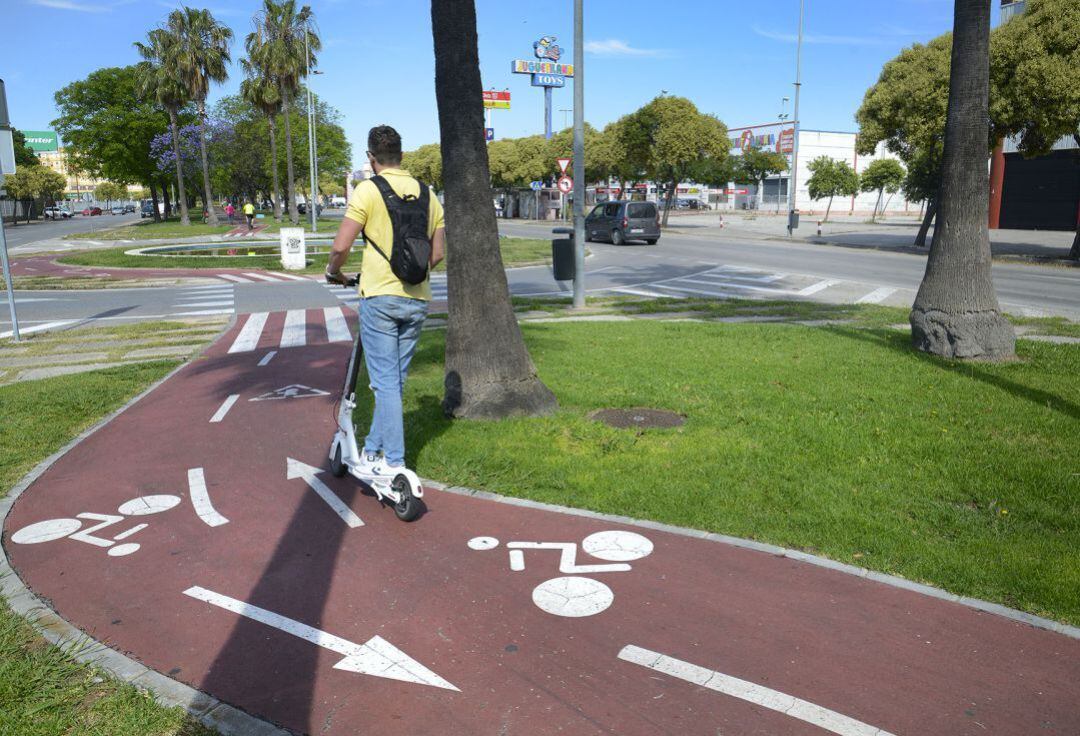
[910,0,1014,360]
[432,0,557,419]
[281,89,300,224]
[268,115,282,222]
[168,107,191,226]
[196,100,218,226]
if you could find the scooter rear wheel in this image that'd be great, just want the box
[329,443,348,478]
[392,474,422,522]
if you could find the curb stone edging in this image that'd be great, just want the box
[425,480,1080,641]
[0,318,293,736]
[1,323,1077,736]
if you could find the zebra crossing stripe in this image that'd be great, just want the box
[270,272,312,282]
[323,307,352,342]
[856,287,898,304]
[797,279,840,296]
[219,274,252,283]
[280,309,307,348]
[243,272,283,282]
[228,312,269,353]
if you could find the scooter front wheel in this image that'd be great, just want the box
[392,474,422,522]
[329,442,348,478]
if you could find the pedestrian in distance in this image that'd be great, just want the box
[225,202,235,225]
[325,125,446,477]
[243,200,255,230]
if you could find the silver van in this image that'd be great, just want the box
[585,200,660,245]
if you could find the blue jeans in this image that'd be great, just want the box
[360,295,428,466]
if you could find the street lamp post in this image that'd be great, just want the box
[787,0,804,236]
[571,0,585,308]
[0,79,20,341]
[304,29,320,235]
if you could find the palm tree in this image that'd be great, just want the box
[247,0,318,225]
[909,0,1014,359]
[432,0,558,418]
[164,7,233,227]
[134,29,191,226]
[240,60,283,221]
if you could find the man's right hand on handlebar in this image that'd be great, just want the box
[325,269,358,287]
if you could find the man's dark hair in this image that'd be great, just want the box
[368,125,402,165]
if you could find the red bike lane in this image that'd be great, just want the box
[3,313,1078,736]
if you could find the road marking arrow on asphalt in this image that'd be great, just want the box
[286,458,364,527]
[184,586,459,691]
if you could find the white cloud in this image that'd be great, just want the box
[585,39,668,57]
[29,0,111,12]
[752,25,887,47]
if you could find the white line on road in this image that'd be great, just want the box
[243,272,283,282]
[323,307,352,342]
[611,287,679,299]
[174,309,234,317]
[286,458,364,527]
[797,279,840,296]
[209,394,240,423]
[187,468,229,527]
[183,585,458,689]
[257,350,277,366]
[618,645,895,736]
[218,274,252,283]
[280,309,307,348]
[228,312,269,353]
[0,320,76,339]
[176,300,234,308]
[856,287,898,304]
[269,271,311,281]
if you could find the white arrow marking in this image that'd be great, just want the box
[184,586,458,691]
[286,458,364,527]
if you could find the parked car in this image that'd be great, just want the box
[297,202,323,216]
[81,206,103,216]
[43,206,72,219]
[109,205,125,215]
[140,203,156,218]
[584,200,660,245]
[123,203,136,214]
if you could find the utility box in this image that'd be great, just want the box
[279,227,306,270]
[551,227,574,281]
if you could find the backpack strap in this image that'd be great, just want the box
[363,175,396,264]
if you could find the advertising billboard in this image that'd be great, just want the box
[482,90,511,109]
[19,130,58,152]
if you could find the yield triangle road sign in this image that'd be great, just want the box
[557,157,571,174]
[250,384,331,401]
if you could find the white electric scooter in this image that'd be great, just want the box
[327,274,424,522]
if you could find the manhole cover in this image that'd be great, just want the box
[589,408,685,429]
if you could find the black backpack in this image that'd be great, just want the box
[365,175,432,285]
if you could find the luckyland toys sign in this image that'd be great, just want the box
[511,35,574,86]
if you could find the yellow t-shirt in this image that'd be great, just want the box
[243,203,255,215]
[344,168,445,301]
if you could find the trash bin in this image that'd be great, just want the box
[551,226,574,281]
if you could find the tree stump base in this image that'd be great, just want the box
[910,308,1016,360]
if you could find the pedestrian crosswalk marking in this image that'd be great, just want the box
[323,307,352,342]
[280,310,307,348]
[243,272,283,283]
[228,312,269,354]
[219,274,252,283]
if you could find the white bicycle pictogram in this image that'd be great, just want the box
[468,530,654,618]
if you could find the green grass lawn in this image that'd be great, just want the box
[56,237,551,276]
[64,214,340,241]
[0,362,215,736]
[357,319,1080,626]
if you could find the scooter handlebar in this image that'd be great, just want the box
[326,273,359,288]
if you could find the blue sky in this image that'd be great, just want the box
[2,0,993,169]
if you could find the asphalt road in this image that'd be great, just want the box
[2,213,141,251]
[3,220,1079,337]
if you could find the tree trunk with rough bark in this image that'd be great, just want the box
[281,90,300,224]
[167,107,190,226]
[268,115,282,222]
[432,0,558,419]
[195,101,218,226]
[910,0,1014,360]
[661,180,677,227]
[159,178,171,219]
[824,195,834,223]
[1072,136,1080,261]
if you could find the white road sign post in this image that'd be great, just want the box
[571,0,586,308]
[0,78,21,341]
[279,227,306,270]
